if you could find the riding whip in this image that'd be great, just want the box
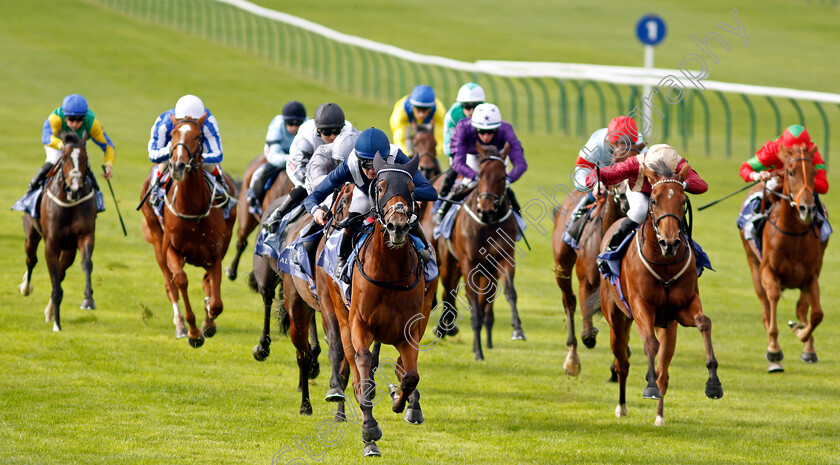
[697,181,758,211]
[102,165,127,236]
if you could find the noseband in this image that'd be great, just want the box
[649,178,687,242]
[170,119,204,171]
[372,168,417,226]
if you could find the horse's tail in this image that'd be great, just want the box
[275,298,290,336]
[247,271,259,292]
[582,289,602,318]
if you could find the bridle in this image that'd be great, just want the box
[648,178,689,244]
[464,155,511,224]
[370,167,418,227]
[47,144,94,208]
[637,178,694,290]
[169,119,204,172]
[769,154,814,210]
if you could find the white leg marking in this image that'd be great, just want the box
[615,404,628,418]
[173,302,187,338]
[19,272,33,296]
[45,299,55,322]
[654,415,665,426]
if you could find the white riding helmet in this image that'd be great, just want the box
[175,95,206,119]
[644,144,683,172]
[456,82,485,103]
[470,103,502,130]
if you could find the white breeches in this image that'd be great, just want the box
[45,146,62,164]
[349,186,371,215]
[626,190,649,223]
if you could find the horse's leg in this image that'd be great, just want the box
[252,255,278,361]
[49,247,76,332]
[790,277,823,351]
[202,260,224,338]
[632,301,661,400]
[390,343,420,419]
[603,292,631,418]
[226,212,256,281]
[146,219,186,338]
[791,291,817,362]
[288,297,314,415]
[309,312,321,380]
[78,234,96,310]
[200,270,216,338]
[555,244,580,376]
[435,248,462,337]
[653,322,677,426]
[676,295,723,399]
[349,323,381,456]
[367,342,381,404]
[501,261,525,341]
[319,302,348,404]
[759,265,784,371]
[20,215,41,296]
[464,269,486,360]
[167,249,202,347]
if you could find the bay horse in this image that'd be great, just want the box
[413,124,440,181]
[20,134,97,331]
[740,144,827,372]
[435,143,525,361]
[324,154,437,457]
[140,113,237,347]
[249,187,353,419]
[600,160,722,426]
[553,143,641,376]
[227,154,293,281]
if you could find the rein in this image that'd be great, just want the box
[163,176,233,220]
[47,152,94,209]
[46,189,94,208]
[764,155,818,236]
[354,232,423,291]
[466,155,511,225]
[637,178,694,290]
[169,119,205,171]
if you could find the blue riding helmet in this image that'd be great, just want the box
[62,94,88,116]
[409,85,435,107]
[355,127,390,160]
[282,100,306,120]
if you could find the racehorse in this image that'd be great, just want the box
[227,155,293,280]
[19,134,98,331]
[600,160,722,426]
[740,144,827,372]
[553,143,640,376]
[435,143,525,361]
[413,124,440,181]
[249,187,353,419]
[139,113,237,347]
[324,154,437,457]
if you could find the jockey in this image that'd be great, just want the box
[585,144,708,269]
[438,82,485,211]
[266,102,355,225]
[434,103,527,223]
[305,127,438,277]
[147,94,229,197]
[26,94,115,194]
[566,116,647,242]
[246,100,308,209]
[389,84,445,158]
[739,124,828,193]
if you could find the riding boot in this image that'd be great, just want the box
[433,169,459,223]
[409,222,433,263]
[26,162,54,194]
[597,218,639,275]
[434,183,472,224]
[264,186,308,233]
[251,164,282,207]
[301,219,321,262]
[336,212,363,280]
[564,193,596,242]
[506,187,521,214]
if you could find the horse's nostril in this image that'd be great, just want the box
[386,223,395,231]
[673,240,681,249]
[658,240,666,248]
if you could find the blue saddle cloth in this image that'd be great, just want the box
[597,230,714,317]
[736,192,831,259]
[12,186,105,218]
[318,228,439,305]
[254,204,305,259]
[433,203,527,241]
[275,226,324,301]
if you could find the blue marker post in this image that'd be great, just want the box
[635,14,667,136]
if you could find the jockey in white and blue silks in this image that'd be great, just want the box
[247,100,308,208]
[147,95,229,196]
[264,102,356,227]
[305,127,438,276]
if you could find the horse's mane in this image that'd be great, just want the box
[647,159,674,178]
[62,133,80,146]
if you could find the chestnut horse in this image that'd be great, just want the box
[600,161,722,426]
[227,155,292,281]
[740,144,827,372]
[250,187,353,419]
[435,143,525,361]
[553,144,641,376]
[140,114,237,347]
[20,134,97,331]
[324,154,437,457]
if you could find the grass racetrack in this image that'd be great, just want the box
[1,0,839,463]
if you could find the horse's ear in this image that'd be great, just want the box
[777,143,792,162]
[632,141,647,153]
[169,113,178,125]
[404,151,420,174]
[676,162,690,183]
[807,144,817,158]
[643,163,658,184]
[198,112,207,127]
[476,142,486,157]
[501,142,511,159]
[373,153,386,173]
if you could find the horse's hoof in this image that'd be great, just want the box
[582,327,599,349]
[362,425,382,442]
[80,299,96,310]
[511,329,527,340]
[767,362,784,373]
[300,401,312,416]
[801,351,818,363]
[787,320,805,330]
[309,361,320,379]
[563,359,580,377]
[447,325,459,336]
[607,363,618,383]
[19,279,32,296]
[654,415,665,426]
[404,408,424,425]
[44,300,55,322]
[325,388,346,402]
[175,328,188,339]
[203,325,216,338]
[642,385,661,400]
[363,442,381,457]
[765,350,784,363]
[705,380,723,399]
[225,267,237,281]
[53,322,61,332]
[615,404,628,418]
[253,344,270,361]
[188,336,205,348]
[388,384,398,401]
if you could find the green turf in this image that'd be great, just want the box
[1,1,839,464]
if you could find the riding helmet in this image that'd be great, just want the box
[282,100,307,120]
[62,94,88,116]
[314,103,345,129]
[175,95,206,119]
[470,103,502,130]
[456,82,485,103]
[409,85,436,107]
[355,127,390,160]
